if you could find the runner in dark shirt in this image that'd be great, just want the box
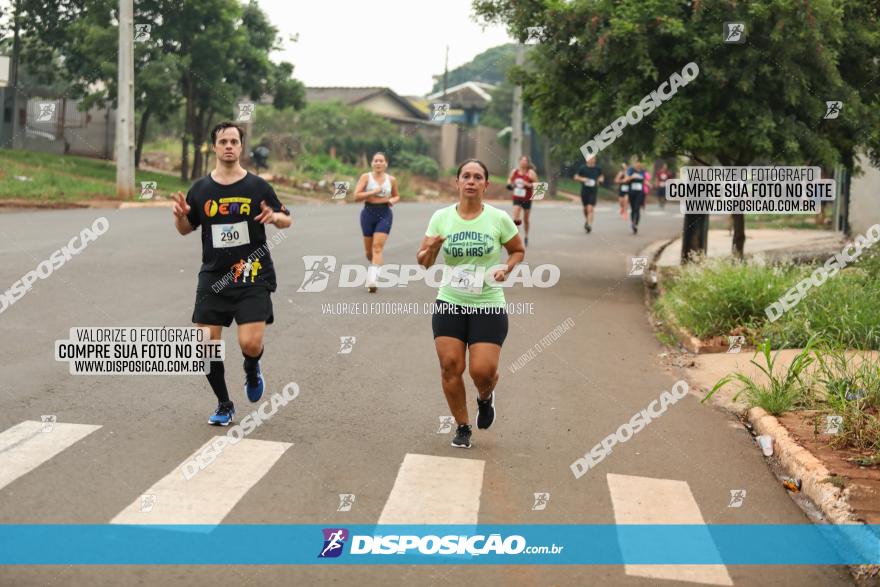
[574,156,604,233]
[172,121,292,426]
[624,159,647,234]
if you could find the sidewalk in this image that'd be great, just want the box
[655,228,845,267]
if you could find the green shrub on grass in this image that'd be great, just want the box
[394,152,440,180]
[656,258,801,339]
[296,153,361,177]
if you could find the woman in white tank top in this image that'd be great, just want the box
[354,152,400,292]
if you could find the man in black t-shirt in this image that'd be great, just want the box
[624,159,647,234]
[172,121,292,426]
[574,156,604,233]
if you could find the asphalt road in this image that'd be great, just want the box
[0,200,852,586]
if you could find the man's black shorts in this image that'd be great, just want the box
[192,287,274,326]
[431,301,508,346]
[580,191,597,206]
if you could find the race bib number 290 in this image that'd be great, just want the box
[212,221,250,248]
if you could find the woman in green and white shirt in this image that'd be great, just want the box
[416,159,525,449]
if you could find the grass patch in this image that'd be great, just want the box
[703,339,818,415]
[813,346,880,452]
[0,148,190,202]
[655,258,799,340]
[657,250,880,349]
[762,268,880,349]
[821,476,847,489]
[704,339,880,453]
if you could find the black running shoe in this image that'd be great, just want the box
[586,223,592,234]
[631,222,638,234]
[451,424,472,449]
[477,394,495,429]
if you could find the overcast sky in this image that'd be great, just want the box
[256,0,514,96]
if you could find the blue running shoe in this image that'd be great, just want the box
[208,402,235,426]
[245,363,264,403]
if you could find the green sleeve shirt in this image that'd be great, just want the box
[425,204,519,308]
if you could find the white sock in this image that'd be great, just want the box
[367,264,379,286]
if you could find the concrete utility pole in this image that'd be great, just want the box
[1,0,22,148]
[442,45,449,100]
[115,0,135,198]
[508,43,525,168]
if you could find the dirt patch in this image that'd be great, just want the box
[406,175,509,201]
[141,151,180,173]
[0,199,90,210]
[778,411,880,524]
[0,198,139,210]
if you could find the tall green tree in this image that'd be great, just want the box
[474,0,880,257]
[7,0,305,176]
[162,0,305,179]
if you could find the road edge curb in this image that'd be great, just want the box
[746,406,857,525]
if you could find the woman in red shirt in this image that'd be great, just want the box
[506,156,538,247]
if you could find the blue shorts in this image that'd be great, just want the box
[360,203,393,237]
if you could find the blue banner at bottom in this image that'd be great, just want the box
[0,525,877,565]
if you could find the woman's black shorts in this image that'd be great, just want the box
[431,300,508,346]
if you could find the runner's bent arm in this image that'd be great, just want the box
[417,234,445,268]
[256,187,292,229]
[418,210,446,268]
[172,191,195,235]
[255,202,292,229]
[388,177,400,206]
[527,170,538,188]
[493,234,525,282]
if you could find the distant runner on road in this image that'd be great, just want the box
[624,159,647,234]
[656,162,672,209]
[507,155,538,247]
[354,152,400,293]
[574,156,604,233]
[171,121,292,426]
[614,163,629,220]
[417,159,525,449]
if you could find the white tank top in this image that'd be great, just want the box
[366,173,391,197]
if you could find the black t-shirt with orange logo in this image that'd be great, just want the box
[185,172,290,293]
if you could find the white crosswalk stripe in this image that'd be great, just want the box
[0,420,101,492]
[607,473,733,585]
[110,437,291,525]
[378,453,484,524]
